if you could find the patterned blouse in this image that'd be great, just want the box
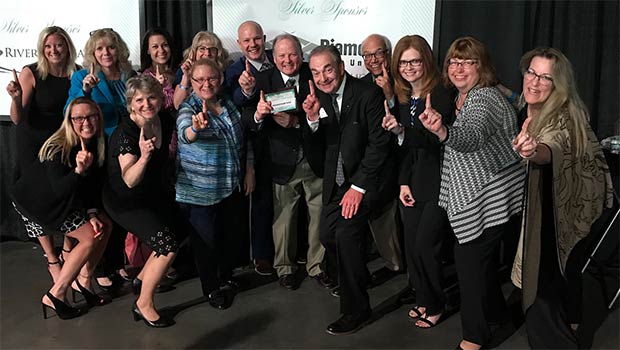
[439,86,526,243]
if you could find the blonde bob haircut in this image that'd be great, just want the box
[83,28,132,74]
[125,74,165,114]
[39,97,105,167]
[190,31,231,71]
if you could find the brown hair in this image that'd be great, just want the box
[442,36,497,88]
[391,35,439,104]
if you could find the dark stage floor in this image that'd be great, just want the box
[1,241,618,349]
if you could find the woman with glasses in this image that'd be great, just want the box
[173,31,231,109]
[102,75,179,327]
[418,36,526,350]
[383,34,455,329]
[175,58,247,309]
[66,28,137,137]
[511,48,613,348]
[12,97,112,319]
[6,26,80,283]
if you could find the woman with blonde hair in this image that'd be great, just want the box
[11,97,113,319]
[512,47,613,348]
[66,28,137,136]
[173,31,231,109]
[6,26,80,283]
[103,75,179,327]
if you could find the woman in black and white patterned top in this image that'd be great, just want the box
[419,37,525,350]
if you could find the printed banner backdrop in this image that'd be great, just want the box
[0,0,141,116]
[213,0,436,77]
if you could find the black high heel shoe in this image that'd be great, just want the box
[42,291,86,320]
[131,301,174,328]
[72,279,111,307]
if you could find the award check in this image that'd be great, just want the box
[264,88,297,113]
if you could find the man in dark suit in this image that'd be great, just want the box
[302,45,392,335]
[224,20,275,275]
[242,34,333,291]
[359,34,405,286]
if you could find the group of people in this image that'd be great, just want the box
[6,19,613,350]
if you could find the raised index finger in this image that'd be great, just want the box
[245,59,252,74]
[260,90,266,102]
[425,93,432,110]
[382,62,389,77]
[202,99,208,115]
[521,116,532,135]
[139,126,145,141]
[384,100,390,114]
[156,65,161,76]
[90,63,95,76]
[308,80,315,96]
[80,136,87,151]
[12,69,18,83]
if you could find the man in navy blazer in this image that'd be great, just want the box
[302,45,392,335]
[242,34,332,291]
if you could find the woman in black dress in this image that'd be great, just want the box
[103,75,178,328]
[6,26,80,282]
[11,97,112,319]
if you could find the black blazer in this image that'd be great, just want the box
[397,84,455,202]
[242,63,324,185]
[306,73,393,208]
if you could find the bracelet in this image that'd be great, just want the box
[521,149,538,159]
[179,84,189,91]
[190,126,199,134]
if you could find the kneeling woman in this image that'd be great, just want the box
[12,97,112,319]
[103,75,178,328]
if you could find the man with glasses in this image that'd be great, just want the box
[302,45,392,335]
[359,34,404,289]
[241,34,333,291]
[225,20,276,277]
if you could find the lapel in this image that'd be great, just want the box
[270,69,285,90]
[93,71,114,103]
[339,74,354,131]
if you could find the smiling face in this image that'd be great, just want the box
[523,56,555,110]
[397,47,425,86]
[361,35,388,76]
[274,37,302,77]
[195,39,218,60]
[447,57,480,93]
[309,52,344,95]
[70,103,99,141]
[237,22,265,61]
[147,34,170,66]
[44,33,68,66]
[190,64,222,101]
[130,89,162,121]
[94,37,118,70]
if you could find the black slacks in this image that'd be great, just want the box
[454,223,509,346]
[320,186,372,315]
[400,201,450,315]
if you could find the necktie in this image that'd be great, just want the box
[409,96,419,126]
[285,78,296,88]
[331,94,345,186]
[259,62,273,72]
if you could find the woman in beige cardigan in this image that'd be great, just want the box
[512,47,613,349]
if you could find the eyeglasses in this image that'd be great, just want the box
[448,59,478,68]
[89,28,114,36]
[361,49,387,61]
[191,76,220,86]
[197,46,219,56]
[70,114,99,124]
[398,59,423,68]
[524,68,554,86]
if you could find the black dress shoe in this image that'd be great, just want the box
[330,286,340,298]
[278,274,296,290]
[326,311,371,335]
[313,272,335,289]
[369,266,400,288]
[207,286,235,310]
